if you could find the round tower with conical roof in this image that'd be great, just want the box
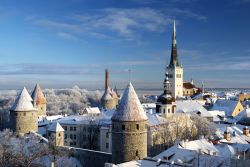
[10,87,38,134]
[111,82,148,164]
[31,83,47,117]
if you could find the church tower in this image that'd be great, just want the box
[10,87,38,134]
[156,68,176,117]
[168,19,183,98]
[31,84,47,117]
[101,69,118,110]
[111,83,148,164]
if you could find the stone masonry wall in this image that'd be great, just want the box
[112,120,147,164]
[10,110,38,134]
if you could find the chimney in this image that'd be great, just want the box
[243,126,249,136]
[224,128,231,141]
[105,69,109,90]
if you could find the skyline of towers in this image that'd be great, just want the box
[10,83,47,134]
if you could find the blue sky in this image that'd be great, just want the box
[0,0,250,89]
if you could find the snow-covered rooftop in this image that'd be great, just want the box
[11,87,36,112]
[210,99,240,116]
[31,83,47,104]
[48,122,64,132]
[176,100,212,117]
[147,113,168,126]
[101,87,113,101]
[112,82,148,122]
[84,107,100,114]
[155,138,250,166]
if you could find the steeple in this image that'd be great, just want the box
[169,19,180,68]
[163,68,171,96]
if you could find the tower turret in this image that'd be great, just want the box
[111,82,148,164]
[47,122,64,146]
[156,68,176,117]
[10,87,38,134]
[31,83,47,117]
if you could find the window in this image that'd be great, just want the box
[106,142,109,149]
[122,124,125,130]
[136,124,139,130]
[106,132,109,138]
[136,150,138,156]
[168,109,170,113]
[58,133,61,137]
[64,126,67,131]
[163,109,165,113]
[70,134,73,139]
[23,113,26,116]
[74,134,76,139]
[65,134,67,139]
[15,113,18,116]
[70,127,73,131]
[74,127,76,131]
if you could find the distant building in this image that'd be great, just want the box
[168,20,183,98]
[238,93,250,102]
[183,80,202,97]
[31,83,47,117]
[10,87,38,134]
[111,82,148,164]
[101,69,119,110]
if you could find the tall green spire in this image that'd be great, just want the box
[169,19,180,68]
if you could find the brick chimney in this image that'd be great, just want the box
[105,69,109,90]
[224,128,230,141]
[243,126,249,136]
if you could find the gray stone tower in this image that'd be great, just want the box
[47,122,64,146]
[101,69,118,110]
[10,87,38,134]
[111,82,148,164]
[31,83,47,117]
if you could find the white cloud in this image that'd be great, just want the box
[56,32,78,41]
[28,7,206,41]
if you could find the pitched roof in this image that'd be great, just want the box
[48,122,64,132]
[11,87,35,111]
[31,84,47,104]
[101,86,113,101]
[112,82,148,122]
[210,99,240,116]
[176,100,212,117]
[183,82,196,89]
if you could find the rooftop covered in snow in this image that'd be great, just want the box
[112,82,148,122]
[31,83,47,104]
[11,87,36,112]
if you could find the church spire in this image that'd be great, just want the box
[169,18,180,68]
[163,68,171,95]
